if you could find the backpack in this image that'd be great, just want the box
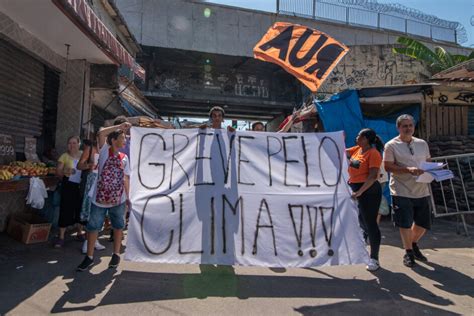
[96,148,126,206]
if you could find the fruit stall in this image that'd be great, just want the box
[0,161,58,192]
[0,161,59,231]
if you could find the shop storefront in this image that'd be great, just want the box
[0,39,60,157]
[0,0,153,232]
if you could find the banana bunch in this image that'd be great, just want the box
[10,161,46,168]
[0,169,13,181]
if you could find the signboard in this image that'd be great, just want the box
[125,128,367,267]
[0,134,15,164]
[254,22,349,92]
[24,137,39,162]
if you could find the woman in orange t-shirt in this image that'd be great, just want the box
[347,128,383,271]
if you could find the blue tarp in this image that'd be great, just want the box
[363,106,420,145]
[316,89,420,147]
[316,89,364,148]
[120,97,142,116]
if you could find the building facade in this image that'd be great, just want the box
[0,0,154,231]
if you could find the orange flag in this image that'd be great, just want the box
[254,22,349,92]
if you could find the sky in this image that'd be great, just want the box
[205,0,473,48]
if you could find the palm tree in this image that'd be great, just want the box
[392,36,474,74]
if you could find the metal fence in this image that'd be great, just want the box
[277,0,457,43]
[429,153,474,235]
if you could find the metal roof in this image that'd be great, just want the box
[431,60,474,82]
[357,83,436,98]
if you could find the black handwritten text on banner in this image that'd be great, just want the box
[125,128,367,267]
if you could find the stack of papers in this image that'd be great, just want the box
[416,162,454,183]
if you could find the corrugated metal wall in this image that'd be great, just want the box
[0,39,44,153]
[40,67,60,154]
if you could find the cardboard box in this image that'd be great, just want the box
[7,213,51,244]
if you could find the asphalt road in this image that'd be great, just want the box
[1,219,472,315]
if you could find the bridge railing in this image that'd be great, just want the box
[277,0,458,44]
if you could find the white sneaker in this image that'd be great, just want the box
[94,240,106,251]
[366,258,380,271]
[82,240,88,254]
[82,240,106,253]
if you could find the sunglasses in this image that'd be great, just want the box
[407,143,414,156]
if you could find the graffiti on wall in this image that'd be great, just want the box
[428,86,474,105]
[234,74,269,98]
[320,45,428,94]
[454,92,474,104]
[151,70,270,99]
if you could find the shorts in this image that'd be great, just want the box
[86,202,126,232]
[79,172,98,224]
[392,196,431,230]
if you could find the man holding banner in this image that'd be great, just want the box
[200,106,235,132]
[252,122,265,132]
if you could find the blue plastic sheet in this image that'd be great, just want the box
[363,107,420,145]
[120,97,142,116]
[315,90,364,148]
[316,90,420,147]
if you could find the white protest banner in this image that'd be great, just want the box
[125,127,368,267]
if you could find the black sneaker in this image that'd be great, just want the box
[108,254,120,269]
[412,244,428,262]
[403,253,416,267]
[77,256,94,271]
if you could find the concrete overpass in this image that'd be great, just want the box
[116,0,468,58]
[115,0,471,120]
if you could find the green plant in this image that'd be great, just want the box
[392,36,474,74]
